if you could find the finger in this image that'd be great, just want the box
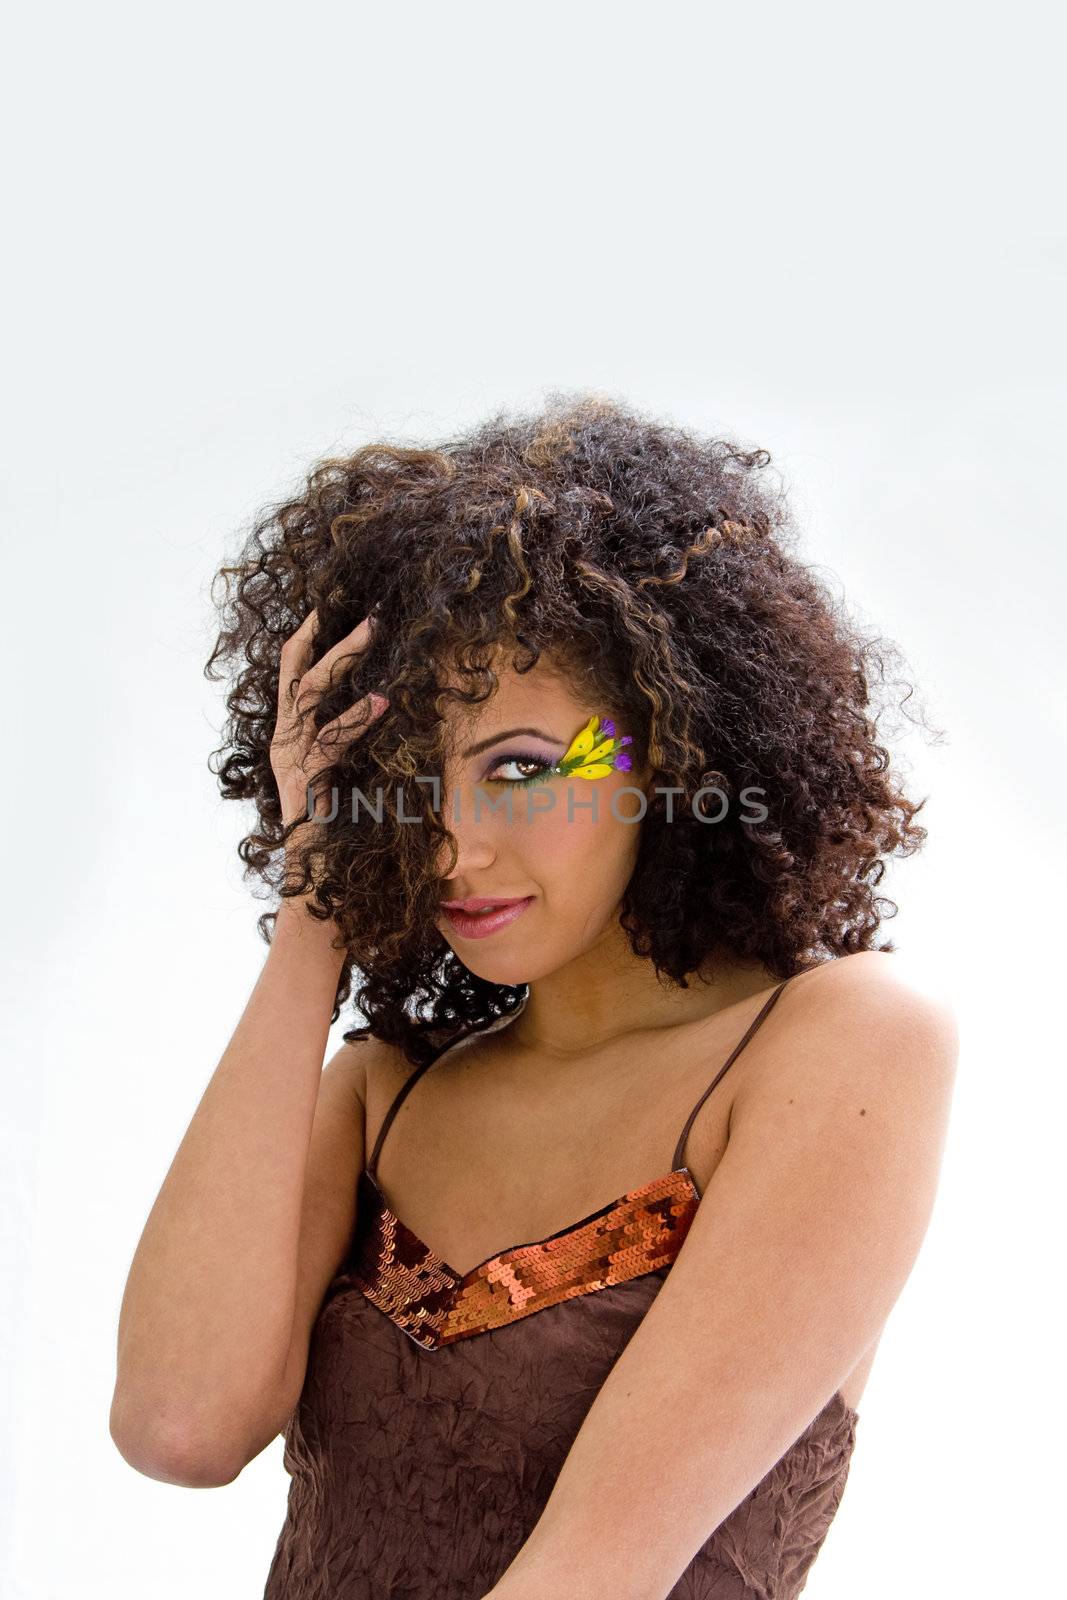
[279,607,321,676]
[314,690,389,761]
[301,611,379,698]
[278,609,322,713]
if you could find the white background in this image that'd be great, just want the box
[3,3,1064,1597]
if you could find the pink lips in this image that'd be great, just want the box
[439,896,530,911]
[438,895,535,939]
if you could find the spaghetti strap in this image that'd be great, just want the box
[671,978,795,1172]
[367,1007,525,1178]
[369,984,795,1182]
[366,1055,439,1179]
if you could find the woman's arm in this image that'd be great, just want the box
[486,952,959,1600]
[110,608,387,1486]
[109,898,350,1485]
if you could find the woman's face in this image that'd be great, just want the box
[433,655,649,988]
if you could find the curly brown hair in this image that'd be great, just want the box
[205,391,933,1066]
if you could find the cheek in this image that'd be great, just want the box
[518,778,643,866]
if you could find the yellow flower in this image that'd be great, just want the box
[553,714,634,780]
[559,715,601,768]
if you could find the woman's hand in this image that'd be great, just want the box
[270,606,389,832]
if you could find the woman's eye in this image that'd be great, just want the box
[485,754,555,787]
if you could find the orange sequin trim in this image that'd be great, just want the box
[348,1167,701,1350]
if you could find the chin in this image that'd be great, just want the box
[451,953,533,989]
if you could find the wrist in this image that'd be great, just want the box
[277,893,331,934]
[282,813,333,886]
[273,878,347,957]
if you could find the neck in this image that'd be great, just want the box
[509,922,781,1061]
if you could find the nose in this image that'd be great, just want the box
[434,818,497,882]
[434,782,500,882]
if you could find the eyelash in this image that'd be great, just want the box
[484,750,557,788]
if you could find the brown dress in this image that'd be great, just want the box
[264,978,859,1599]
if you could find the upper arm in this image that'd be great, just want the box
[498,953,959,1598]
[700,954,959,1410]
[271,1037,371,1427]
[722,952,959,1340]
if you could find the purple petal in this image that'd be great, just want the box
[615,753,632,771]
[600,719,615,737]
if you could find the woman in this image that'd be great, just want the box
[110,395,958,1599]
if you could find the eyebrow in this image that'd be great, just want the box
[461,726,564,758]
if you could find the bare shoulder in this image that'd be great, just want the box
[356,1022,494,1099]
[324,1027,412,1103]
[328,1026,462,1139]
[789,948,956,1027]
[795,949,957,1053]
[734,949,959,1132]
[322,1031,372,1104]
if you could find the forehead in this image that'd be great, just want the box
[439,649,591,746]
